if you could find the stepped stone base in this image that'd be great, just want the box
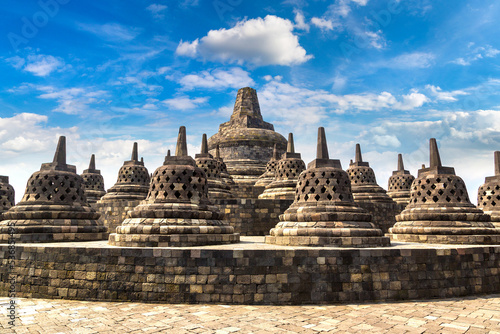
[95,199,142,233]
[389,232,500,245]
[355,201,399,233]
[108,232,240,247]
[265,235,390,247]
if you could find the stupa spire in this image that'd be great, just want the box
[231,87,263,120]
[495,151,500,176]
[53,136,66,166]
[429,138,442,167]
[176,126,188,157]
[201,134,208,154]
[89,154,96,170]
[397,154,404,171]
[355,143,362,163]
[317,127,329,160]
[287,133,295,153]
[131,142,138,162]
[272,144,278,160]
[216,145,220,159]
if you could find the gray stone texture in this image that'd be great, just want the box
[0,175,14,216]
[81,154,106,204]
[387,154,415,207]
[478,151,500,228]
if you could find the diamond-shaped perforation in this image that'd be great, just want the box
[408,174,471,207]
[22,171,87,204]
[294,169,353,203]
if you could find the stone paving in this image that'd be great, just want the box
[2,295,500,333]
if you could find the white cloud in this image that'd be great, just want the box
[178,68,254,90]
[6,54,65,77]
[393,92,429,110]
[79,22,141,42]
[376,52,435,69]
[425,85,468,102]
[351,0,369,5]
[293,10,309,31]
[162,96,208,110]
[146,4,167,19]
[451,44,500,66]
[34,85,108,115]
[311,17,334,31]
[175,15,312,66]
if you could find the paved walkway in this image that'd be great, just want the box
[1,295,500,333]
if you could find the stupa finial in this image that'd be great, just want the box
[495,151,500,176]
[89,154,96,170]
[317,127,329,160]
[429,138,442,167]
[272,144,278,160]
[287,133,295,153]
[201,134,208,154]
[355,143,362,163]
[216,144,220,159]
[176,126,188,157]
[131,142,138,162]
[53,136,66,166]
[397,154,404,171]
[167,149,171,157]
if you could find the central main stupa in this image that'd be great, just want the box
[208,87,287,197]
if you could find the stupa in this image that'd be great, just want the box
[477,151,500,228]
[390,139,500,244]
[258,133,306,200]
[214,144,235,188]
[346,144,398,232]
[195,134,233,199]
[109,126,240,247]
[0,176,14,215]
[265,128,389,247]
[208,87,287,198]
[81,154,106,205]
[95,143,150,232]
[0,136,107,242]
[387,154,415,207]
[255,144,279,187]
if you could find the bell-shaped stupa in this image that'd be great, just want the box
[0,136,107,242]
[390,139,500,244]
[0,176,14,215]
[81,154,106,204]
[346,144,398,232]
[477,151,500,228]
[214,144,235,188]
[255,144,279,187]
[109,126,240,247]
[387,154,415,206]
[208,87,286,198]
[266,128,389,247]
[195,134,233,199]
[258,133,306,200]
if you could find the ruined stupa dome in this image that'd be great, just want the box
[477,151,500,228]
[0,176,14,215]
[100,142,150,201]
[266,128,389,247]
[108,126,240,247]
[81,154,106,204]
[0,136,107,242]
[207,87,287,190]
[390,138,500,244]
[387,154,415,205]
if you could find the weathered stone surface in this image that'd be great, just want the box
[387,154,415,207]
[255,144,279,187]
[81,154,106,204]
[0,136,107,242]
[259,133,306,200]
[347,144,398,232]
[266,128,389,247]
[208,87,287,197]
[478,151,500,228]
[0,175,14,216]
[108,126,239,247]
[390,138,500,244]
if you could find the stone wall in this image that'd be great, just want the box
[94,199,142,233]
[215,198,293,236]
[2,241,500,304]
[356,202,399,233]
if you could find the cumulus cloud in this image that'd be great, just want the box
[179,68,254,90]
[294,10,310,31]
[79,22,141,42]
[425,85,468,102]
[146,4,167,19]
[6,54,65,77]
[162,96,208,110]
[175,15,312,66]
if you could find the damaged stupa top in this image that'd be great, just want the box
[387,154,415,205]
[207,87,287,195]
[0,136,107,243]
[259,133,306,200]
[390,138,500,244]
[100,142,150,201]
[266,127,389,247]
[81,154,106,204]
[477,151,500,227]
[109,126,239,247]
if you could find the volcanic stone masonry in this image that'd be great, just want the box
[195,134,233,199]
[258,133,306,200]
[387,154,415,210]
[208,87,287,198]
[108,126,240,247]
[95,142,150,232]
[266,127,389,247]
[478,151,500,228]
[81,154,106,205]
[347,144,399,233]
[254,144,279,187]
[215,144,235,188]
[390,138,500,244]
[0,136,107,243]
[0,176,14,216]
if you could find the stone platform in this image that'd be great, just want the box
[2,237,500,305]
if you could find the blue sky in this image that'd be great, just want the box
[1,0,500,203]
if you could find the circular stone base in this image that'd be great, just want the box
[108,233,240,247]
[389,233,500,244]
[265,235,390,247]
[0,232,109,243]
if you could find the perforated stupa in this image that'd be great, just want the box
[108,126,240,247]
[477,151,500,228]
[0,176,14,215]
[81,154,106,204]
[266,128,389,247]
[255,144,279,187]
[259,133,306,200]
[0,137,107,242]
[390,139,500,244]
[387,154,415,205]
